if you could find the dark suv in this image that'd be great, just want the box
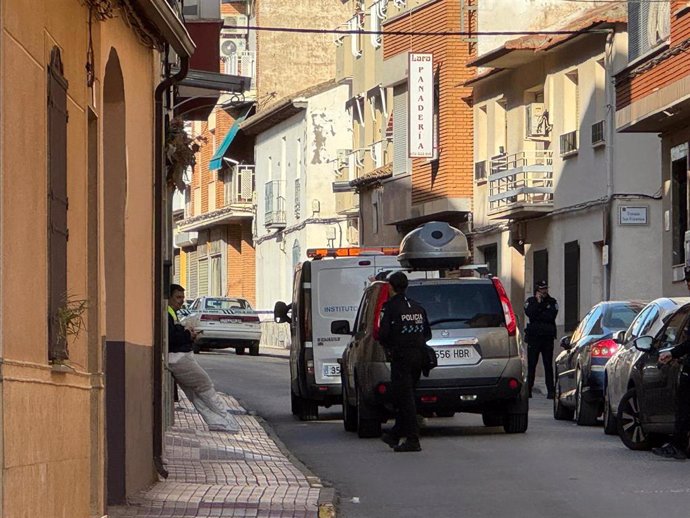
[334,275,528,438]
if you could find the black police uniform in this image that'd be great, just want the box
[378,293,432,446]
[524,294,559,396]
[668,339,690,453]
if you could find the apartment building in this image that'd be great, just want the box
[175,0,257,304]
[244,81,355,312]
[615,0,690,297]
[470,3,662,335]
[176,0,351,307]
[0,0,194,515]
[335,0,478,246]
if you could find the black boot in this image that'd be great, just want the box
[381,432,400,448]
[393,440,421,452]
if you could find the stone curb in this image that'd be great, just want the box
[247,407,339,518]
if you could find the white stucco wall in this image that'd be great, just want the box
[254,83,353,312]
[471,27,663,329]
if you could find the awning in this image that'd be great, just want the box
[209,109,250,171]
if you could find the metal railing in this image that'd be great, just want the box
[223,50,256,79]
[265,180,286,227]
[488,150,554,213]
[560,130,578,156]
[224,165,255,206]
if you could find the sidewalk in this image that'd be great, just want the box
[109,389,334,518]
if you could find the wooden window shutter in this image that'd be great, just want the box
[47,46,69,361]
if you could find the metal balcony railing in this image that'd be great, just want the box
[223,50,256,79]
[224,165,255,206]
[488,150,554,216]
[265,180,286,228]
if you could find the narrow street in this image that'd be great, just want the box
[201,350,690,518]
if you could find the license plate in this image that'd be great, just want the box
[221,318,242,324]
[322,363,341,377]
[434,346,480,366]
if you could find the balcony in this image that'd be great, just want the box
[488,151,554,220]
[174,230,198,249]
[223,50,256,82]
[224,165,255,206]
[265,180,286,229]
[178,165,255,232]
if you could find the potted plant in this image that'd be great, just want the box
[165,117,207,192]
[51,296,88,366]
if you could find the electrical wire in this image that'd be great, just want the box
[225,25,613,37]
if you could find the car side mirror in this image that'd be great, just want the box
[560,335,572,350]
[613,330,625,344]
[331,320,352,335]
[274,301,292,324]
[633,336,654,353]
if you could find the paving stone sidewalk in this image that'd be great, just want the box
[109,392,329,518]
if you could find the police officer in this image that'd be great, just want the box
[378,272,431,452]
[652,270,690,460]
[524,280,559,399]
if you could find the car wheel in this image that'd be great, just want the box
[297,396,319,421]
[436,410,455,418]
[553,374,575,421]
[503,412,528,434]
[249,342,260,356]
[482,413,502,427]
[236,347,246,355]
[603,387,617,435]
[575,368,599,426]
[290,389,300,416]
[342,375,358,432]
[616,388,651,451]
[192,343,200,354]
[356,383,381,438]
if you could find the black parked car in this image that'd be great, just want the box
[554,301,644,425]
[616,303,690,450]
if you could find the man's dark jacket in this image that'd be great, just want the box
[168,311,194,353]
[378,293,432,350]
[524,295,558,340]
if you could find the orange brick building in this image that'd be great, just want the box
[339,0,476,246]
[615,0,690,295]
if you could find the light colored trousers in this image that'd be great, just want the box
[168,352,239,432]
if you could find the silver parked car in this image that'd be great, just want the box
[335,275,528,438]
[181,296,262,355]
[603,297,690,435]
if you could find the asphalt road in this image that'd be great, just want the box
[199,349,690,518]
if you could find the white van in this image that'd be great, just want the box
[274,247,402,421]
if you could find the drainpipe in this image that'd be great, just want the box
[153,52,189,476]
[603,29,615,300]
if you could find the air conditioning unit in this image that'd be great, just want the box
[526,103,548,138]
[182,0,220,21]
[223,15,248,35]
[220,38,246,58]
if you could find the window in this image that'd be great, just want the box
[625,305,652,343]
[475,105,488,180]
[392,84,409,175]
[671,150,688,266]
[561,71,579,156]
[628,1,670,61]
[292,240,301,269]
[660,307,690,345]
[294,178,301,219]
[47,47,69,361]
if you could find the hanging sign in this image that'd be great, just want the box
[408,53,434,158]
